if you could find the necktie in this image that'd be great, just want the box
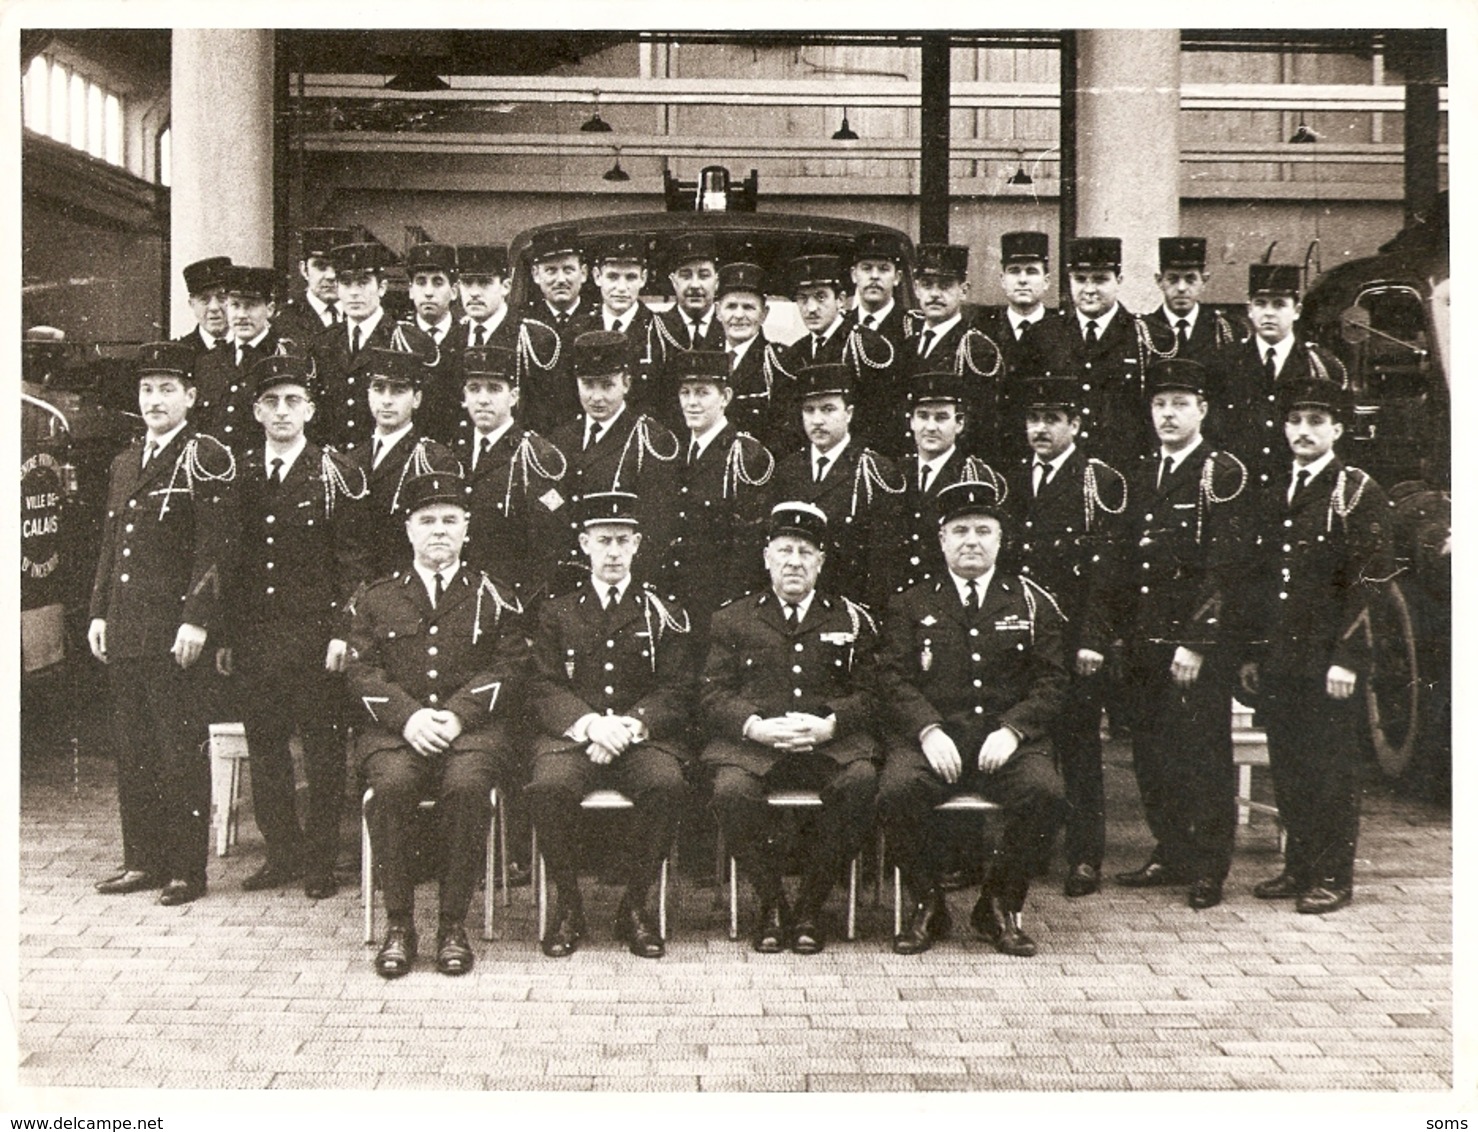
[607,585,621,609]
[472,323,486,347]
[1157,455,1174,490]
[433,571,446,607]
[919,464,935,494]
[350,324,362,356]
[1033,460,1049,496]
[687,437,700,466]
[269,456,284,487]
[141,441,157,470]
[917,328,935,358]
[687,320,700,348]
[1290,468,1310,504]
[811,333,824,359]
[371,438,384,469]
[1084,320,1099,348]
[729,346,740,373]
[964,578,978,610]
[814,454,830,483]
[324,302,339,326]
[784,601,799,628]
[1014,319,1025,341]
[862,314,876,329]
[1264,348,1278,381]
[555,310,570,330]
[236,343,248,368]
[1175,319,1190,354]
[475,435,492,471]
[585,420,603,451]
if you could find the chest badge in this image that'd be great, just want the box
[921,640,933,672]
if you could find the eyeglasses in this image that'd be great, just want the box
[257,393,309,409]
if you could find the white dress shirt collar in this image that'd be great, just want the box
[949,567,996,608]
[1259,332,1297,375]
[773,588,817,622]
[1290,449,1337,494]
[1162,304,1200,334]
[593,574,633,607]
[413,560,459,606]
[347,306,384,342]
[921,311,962,340]
[690,416,729,460]
[1076,304,1120,335]
[371,420,414,463]
[811,433,850,475]
[263,435,308,478]
[418,312,454,342]
[144,420,189,456]
[1159,434,1204,474]
[856,299,894,328]
[472,418,516,467]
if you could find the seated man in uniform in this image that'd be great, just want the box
[347,471,529,978]
[526,491,693,959]
[700,502,881,955]
[877,480,1067,956]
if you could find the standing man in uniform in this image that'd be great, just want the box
[311,242,436,452]
[977,231,1052,374]
[1116,359,1253,910]
[570,235,657,412]
[877,479,1067,955]
[715,262,785,451]
[906,244,1005,461]
[274,226,356,344]
[453,344,568,611]
[526,492,693,958]
[1241,379,1394,914]
[849,231,910,350]
[216,353,370,899]
[768,364,905,611]
[522,226,589,432]
[351,348,463,581]
[195,266,283,451]
[1145,237,1241,365]
[1005,376,1128,896]
[405,242,466,445]
[701,502,882,954]
[1019,237,1178,472]
[347,470,529,977]
[1213,264,1349,491]
[89,342,237,906]
[651,232,724,355]
[174,256,234,357]
[548,331,680,593]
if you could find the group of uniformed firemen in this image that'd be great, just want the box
[84,223,1395,979]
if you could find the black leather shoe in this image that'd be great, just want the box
[95,869,161,895]
[1253,872,1304,900]
[158,879,205,906]
[435,924,475,975]
[1063,863,1100,898]
[1296,884,1352,915]
[304,872,339,900]
[1188,877,1224,909]
[969,894,1037,957]
[374,925,417,978]
[241,860,303,892]
[751,903,789,954]
[615,905,665,959]
[790,916,825,955]
[1114,859,1186,888]
[541,905,585,958]
[894,890,951,955]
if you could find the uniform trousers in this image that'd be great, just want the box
[363,743,506,928]
[524,744,687,903]
[1054,669,1107,869]
[1126,647,1237,882]
[1261,676,1361,888]
[237,653,346,878]
[107,654,212,885]
[710,751,877,916]
[878,741,1062,912]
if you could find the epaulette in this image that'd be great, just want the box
[1084,456,1128,519]
[190,431,236,477]
[837,594,879,636]
[958,329,1003,378]
[1019,574,1067,623]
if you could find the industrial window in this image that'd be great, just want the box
[22,53,124,167]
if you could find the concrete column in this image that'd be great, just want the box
[170,29,274,335]
[1074,29,1180,313]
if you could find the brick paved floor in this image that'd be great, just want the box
[14,735,1453,1100]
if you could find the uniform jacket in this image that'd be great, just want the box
[700,589,882,772]
[547,409,680,590]
[1247,458,1395,680]
[1143,305,1242,366]
[193,328,285,451]
[412,318,469,446]
[345,567,529,761]
[173,325,227,358]
[89,428,237,659]
[1210,336,1350,489]
[901,314,1007,462]
[530,578,695,760]
[771,322,900,455]
[877,572,1068,755]
[664,422,774,624]
[1018,306,1177,471]
[895,447,985,593]
[272,295,335,346]
[518,299,595,433]
[349,432,463,581]
[221,442,371,663]
[726,333,790,453]
[768,442,905,611]
[308,316,438,451]
[1125,441,1254,653]
[976,305,1051,457]
[568,305,659,416]
[451,425,569,608]
[1004,446,1128,653]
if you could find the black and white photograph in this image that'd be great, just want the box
[9,4,1467,1123]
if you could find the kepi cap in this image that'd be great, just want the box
[579,490,641,528]
[225,266,278,303]
[716,261,767,300]
[662,232,718,271]
[1065,237,1122,271]
[404,243,458,275]
[137,341,196,381]
[182,256,233,295]
[251,352,316,397]
[571,329,630,378]
[300,228,356,259]
[362,346,428,388]
[1146,357,1209,398]
[399,471,467,515]
[463,346,518,384]
[909,371,969,407]
[1277,376,1353,421]
[457,245,510,278]
[850,231,908,267]
[936,478,1008,526]
[1249,263,1302,298]
[587,234,648,268]
[768,500,827,548]
[1017,375,1081,413]
[915,244,969,280]
[1159,237,1207,270]
[794,363,852,402]
[1001,231,1050,265]
[329,243,388,275]
[528,225,582,264]
[665,349,729,383]
[785,254,846,294]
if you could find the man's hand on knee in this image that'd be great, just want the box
[919,725,962,784]
[404,708,453,757]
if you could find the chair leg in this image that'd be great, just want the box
[727,856,739,941]
[846,854,858,941]
[875,828,886,906]
[536,839,548,944]
[361,788,375,946]
[482,788,497,942]
[893,865,903,938]
[658,857,669,941]
[498,800,510,908]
